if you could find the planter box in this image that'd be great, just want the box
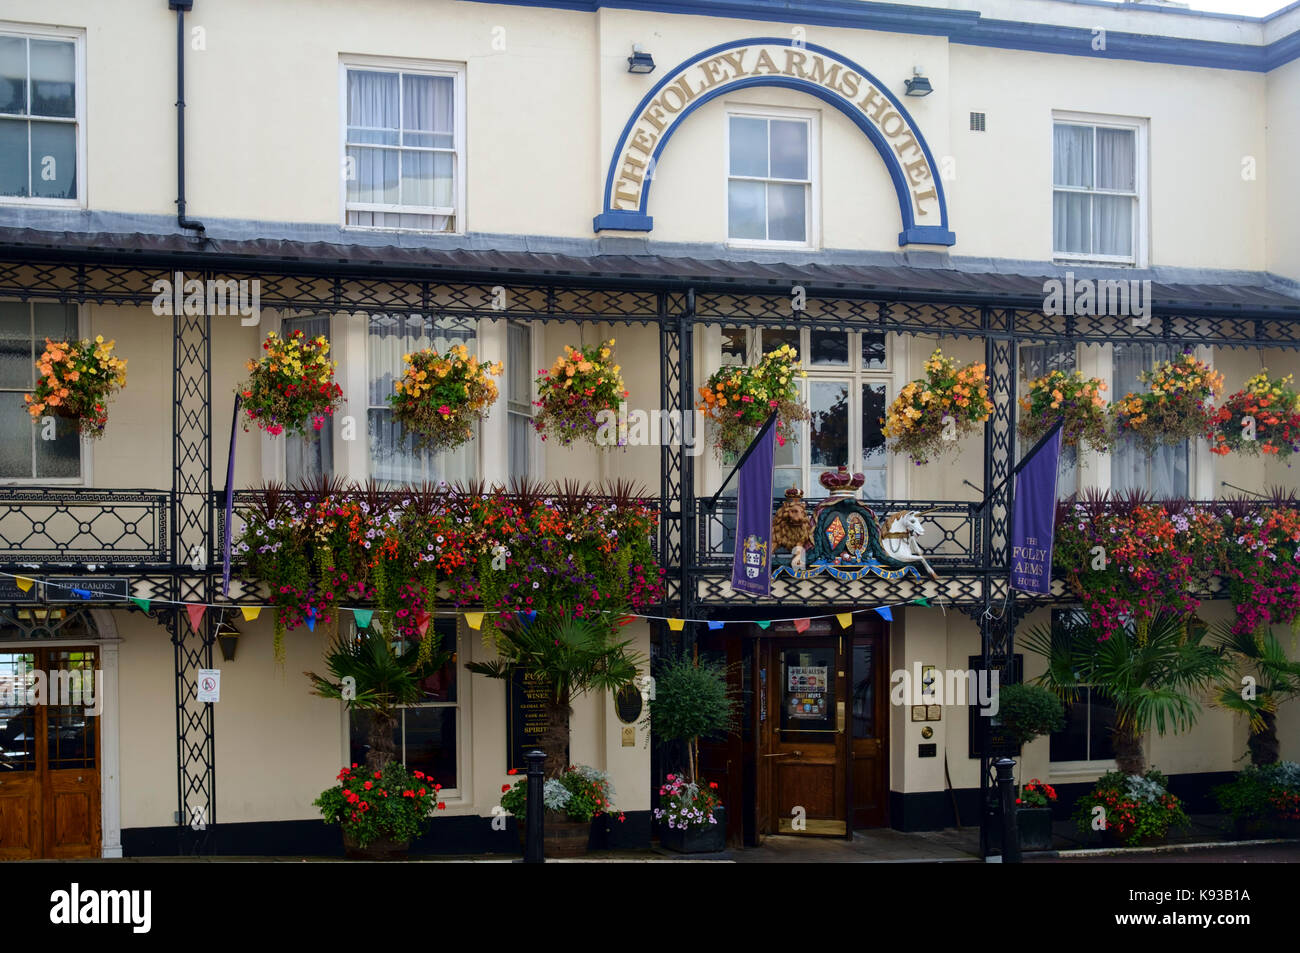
[342,831,410,861]
[516,810,591,858]
[1233,816,1300,840]
[659,806,726,854]
[988,807,1054,852]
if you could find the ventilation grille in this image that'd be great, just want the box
[970,112,986,132]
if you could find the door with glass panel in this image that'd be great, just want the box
[0,647,100,859]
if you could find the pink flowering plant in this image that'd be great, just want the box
[1220,500,1300,636]
[314,761,446,849]
[654,773,722,830]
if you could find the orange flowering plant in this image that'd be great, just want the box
[390,344,502,451]
[698,344,808,458]
[1018,369,1112,452]
[24,335,127,438]
[533,339,627,447]
[883,348,992,463]
[1112,351,1222,450]
[1207,371,1300,460]
[238,329,343,437]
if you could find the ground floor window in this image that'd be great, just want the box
[347,618,459,790]
[1048,610,1116,763]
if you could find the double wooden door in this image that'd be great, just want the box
[0,646,101,859]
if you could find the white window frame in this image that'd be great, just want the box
[1051,111,1148,268]
[0,299,90,486]
[504,319,544,483]
[710,326,890,499]
[0,23,87,210]
[338,55,467,235]
[724,103,820,252]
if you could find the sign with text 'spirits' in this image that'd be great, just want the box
[595,38,954,246]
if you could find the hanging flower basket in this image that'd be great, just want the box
[1111,351,1222,451]
[883,348,992,464]
[533,339,628,448]
[1018,369,1112,452]
[23,336,127,439]
[238,329,343,437]
[698,344,809,459]
[389,345,502,451]
[1206,371,1300,460]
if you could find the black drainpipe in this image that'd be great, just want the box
[170,0,205,238]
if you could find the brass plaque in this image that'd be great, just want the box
[926,704,942,721]
[910,705,927,722]
[621,726,635,747]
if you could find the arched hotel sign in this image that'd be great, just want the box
[594,38,956,247]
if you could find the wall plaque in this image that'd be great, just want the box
[46,577,130,602]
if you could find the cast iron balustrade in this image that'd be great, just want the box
[0,487,170,569]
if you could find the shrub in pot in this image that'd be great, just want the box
[993,683,1065,850]
[315,761,445,860]
[1072,768,1190,847]
[1214,761,1300,838]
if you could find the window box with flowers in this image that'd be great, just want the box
[500,764,625,857]
[655,774,725,853]
[1015,779,1057,851]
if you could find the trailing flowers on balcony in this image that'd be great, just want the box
[698,344,809,458]
[1018,369,1111,452]
[1206,371,1300,460]
[24,336,127,439]
[235,478,664,655]
[883,348,992,464]
[238,329,344,437]
[1111,351,1222,451]
[1220,496,1300,636]
[533,339,628,447]
[390,345,503,451]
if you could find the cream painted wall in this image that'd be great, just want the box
[1,0,1293,271]
[116,609,179,829]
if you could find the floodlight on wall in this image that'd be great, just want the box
[628,44,656,74]
[904,67,933,97]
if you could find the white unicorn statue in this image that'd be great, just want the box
[875,510,939,581]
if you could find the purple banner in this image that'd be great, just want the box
[1010,426,1062,595]
[222,395,242,597]
[731,419,777,598]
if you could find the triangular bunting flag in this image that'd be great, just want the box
[72,588,92,600]
[616,614,636,627]
[415,609,431,638]
[755,620,771,630]
[707,621,724,630]
[352,608,373,629]
[793,618,810,633]
[15,576,34,593]
[130,597,151,612]
[836,613,853,629]
[240,606,262,622]
[463,611,483,631]
[519,609,537,625]
[186,603,206,632]
[667,618,685,631]
[875,606,894,622]
[912,597,929,607]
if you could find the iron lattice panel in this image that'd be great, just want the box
[0,488,169,566]
[694,570,985,607]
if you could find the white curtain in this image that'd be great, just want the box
[368,313,476,487]
[1111,343,1189,497]
[506,322,534,481]
[1053,124,1134,257]
[283,314,334,485]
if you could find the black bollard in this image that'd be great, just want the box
[524,749,545,863]
[995,757,1021,863]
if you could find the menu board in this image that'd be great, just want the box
[786,665,829,720]
[507,668,555,771]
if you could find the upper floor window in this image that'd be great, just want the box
[283,314,334,486]
[506,321,540,482]
[0,301,81,482]
[1052,117,1141,264]
[343,60,464,232]
[0,28,82,206]
[727,109,817,247]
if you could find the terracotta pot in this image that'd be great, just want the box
[342,830,410,860]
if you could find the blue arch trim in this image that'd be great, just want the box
[595,37,955,246]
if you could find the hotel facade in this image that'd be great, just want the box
[0,0,1298,857]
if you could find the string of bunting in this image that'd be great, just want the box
[0,570,938,632]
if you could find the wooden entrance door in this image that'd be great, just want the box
[765,634,846,835]
[0,647,100,859]
[848,624,889,828]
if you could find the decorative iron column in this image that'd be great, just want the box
[171,282,215,853]
[659,289,696,643]
[978,308,1016,858]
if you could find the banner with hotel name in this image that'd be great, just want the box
[1010,427,1062,595]
[731,419,777,598]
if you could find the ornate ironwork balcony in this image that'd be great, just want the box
[0,487,170,569]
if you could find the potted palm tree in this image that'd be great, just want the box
[994,683,1065,850]
[468,611,644,853]
[306,623,452,859]
[649,651,739,852]
[1212,624,1300,769]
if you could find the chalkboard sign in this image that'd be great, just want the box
[615,684,643,724]
[507,668,554,772]
[967,654,1023,759]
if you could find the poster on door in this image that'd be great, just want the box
[787,665,828,720]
